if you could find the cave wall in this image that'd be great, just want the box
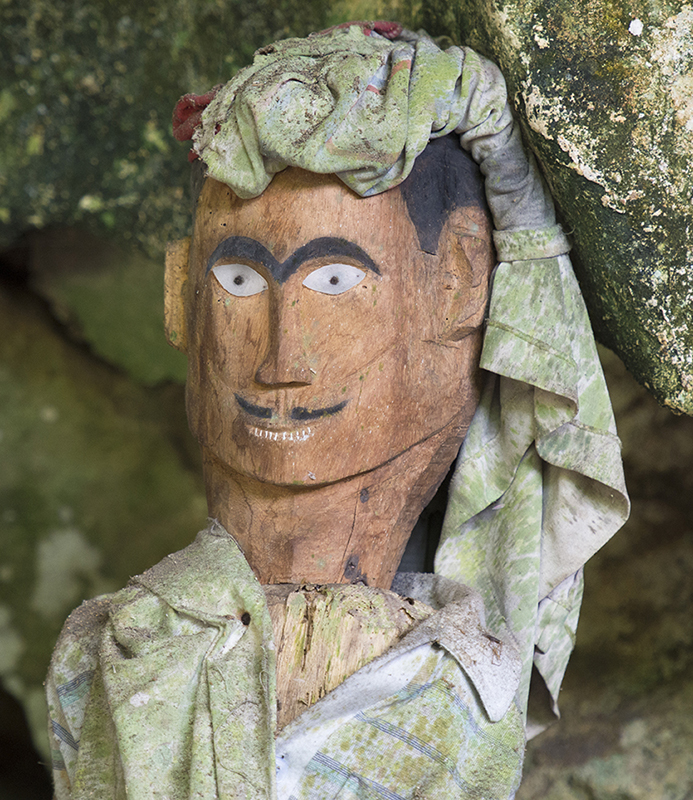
[417,0,693,416]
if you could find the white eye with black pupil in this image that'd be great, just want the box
[211,264,268,296]
[302,264,366,295]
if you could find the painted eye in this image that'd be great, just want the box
[211,264,268,296]
[302,264,366,295]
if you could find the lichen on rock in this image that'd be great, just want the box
[0,0,338,258]
[418,0,693,414]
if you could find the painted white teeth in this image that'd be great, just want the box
[250,426,313,442]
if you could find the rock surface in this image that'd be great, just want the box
[29,228,188,384]
[417,0,693,414]
[0,281,206,758]
[0,0,336,257]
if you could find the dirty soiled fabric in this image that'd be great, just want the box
[47,523,277,799]
[181,22,629,728]
[47,522,526,800]
[437,255,629,727]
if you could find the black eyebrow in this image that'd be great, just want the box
[206,236,379,283]
[206,237,276,276]
[286,238,380,281]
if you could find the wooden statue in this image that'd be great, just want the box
[165,166,493,589]
[46,23,628,800]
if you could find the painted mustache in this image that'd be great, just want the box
[235,394,348,421]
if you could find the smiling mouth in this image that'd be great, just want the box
[249,427,314,442]
[235,394,349,423]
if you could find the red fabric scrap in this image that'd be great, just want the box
[172,85,221,142]
[320,20,403,40]
[369,21,403,38]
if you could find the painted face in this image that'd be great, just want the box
[184,169,493,486]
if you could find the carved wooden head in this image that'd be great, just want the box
[165,140,495,489]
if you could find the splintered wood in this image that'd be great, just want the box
[264,583,434,729]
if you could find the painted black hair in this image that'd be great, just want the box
[399,135,488,254]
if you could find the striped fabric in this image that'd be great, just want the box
[284,658,524,800]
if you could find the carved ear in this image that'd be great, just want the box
[439,208,496,341]
[164,237,191,353]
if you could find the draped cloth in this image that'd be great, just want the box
[47,523,527,800]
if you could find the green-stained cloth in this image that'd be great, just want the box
[47,523,277,799]
[187,22,629,728]
[47,523,526,800]
[192,25,566,258]
[437,254,629,725]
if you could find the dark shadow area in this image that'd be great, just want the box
[0,687,52,799]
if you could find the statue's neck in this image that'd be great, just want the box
[202,421,465,589]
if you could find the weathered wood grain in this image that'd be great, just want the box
[264,583,434,729]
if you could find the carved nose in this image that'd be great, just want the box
[255,349,312,386]
[255,298,312,387]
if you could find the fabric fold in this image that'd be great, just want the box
[437,253,629,722]
[191,24,562,248]
[48,525,525,800]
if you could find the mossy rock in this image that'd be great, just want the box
[29,228,188,385]
[0,0,341,258]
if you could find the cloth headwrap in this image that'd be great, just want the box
[174,23,629,725]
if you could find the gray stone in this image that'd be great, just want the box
[0,283,206,757]
[416,0,693,414]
